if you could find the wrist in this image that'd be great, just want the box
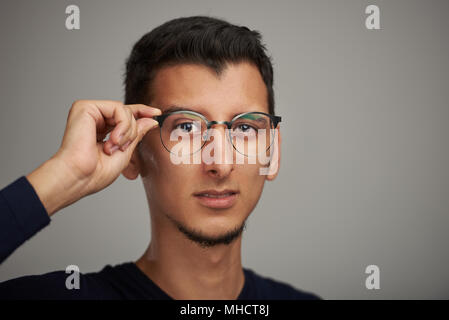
[26,156,88,217]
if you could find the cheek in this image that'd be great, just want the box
[138,130,161,175]
[139,134,196,209]
[237,164,266,202]
[138,132,169,203]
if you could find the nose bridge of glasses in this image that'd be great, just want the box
[205,121,232,139]
[206,120,233,130]
[203,121,234,147]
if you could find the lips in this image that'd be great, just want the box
[193,189,239,209]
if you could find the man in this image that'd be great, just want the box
[0,16,319,299]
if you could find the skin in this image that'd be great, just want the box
[123,62,281,299]
[25,61,281,300]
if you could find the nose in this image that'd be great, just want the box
[202,123,234,179]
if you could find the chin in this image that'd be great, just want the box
[199,211,243,224]
[192,221,239,235]
[166,208,248,247]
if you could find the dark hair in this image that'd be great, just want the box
[124,16,275,115]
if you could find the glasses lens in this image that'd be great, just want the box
[230,113,275,157]
[160,111,207,155]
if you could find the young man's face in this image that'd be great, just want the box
[125,62,280,246]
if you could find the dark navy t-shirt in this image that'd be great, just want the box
[0,176,320,300]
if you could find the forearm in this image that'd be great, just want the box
[26,156,87,217]
[0,176,51,263]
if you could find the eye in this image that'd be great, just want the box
[174,121,201,134]
[233,124,257,135]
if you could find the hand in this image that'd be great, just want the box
[27,100,161,216]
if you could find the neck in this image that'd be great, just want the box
[135,212,245,299]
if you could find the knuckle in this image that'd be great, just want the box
[68,100,89,119]
[72,99,89,109]
[127,108,135,122]
[71,100,95,114]
[119,106,130,121]
[70,100,83,113]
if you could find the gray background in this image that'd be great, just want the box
[1,0,448,299]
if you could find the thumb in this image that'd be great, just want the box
[123,117,159,153]
[136,118,159,141]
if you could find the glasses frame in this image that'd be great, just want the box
[153,110,282,157]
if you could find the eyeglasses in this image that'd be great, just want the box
[153,110,281,157]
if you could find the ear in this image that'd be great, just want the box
[265,127,281,181]
[122,147,141,180]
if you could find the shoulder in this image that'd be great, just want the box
[241,268,321,300]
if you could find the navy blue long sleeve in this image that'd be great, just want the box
[0,176,50,264]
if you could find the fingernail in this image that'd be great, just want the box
[110,145,119,155]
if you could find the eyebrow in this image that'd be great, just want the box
[162,105,259,120]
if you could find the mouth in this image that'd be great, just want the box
[193,190,239,209]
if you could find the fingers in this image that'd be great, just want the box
[136,117,160,140]
[127,104,162,119]
[95,102,160,155]
[68,100,161,156]
[117,115,159,153]
[119,117,159,155]
[119,108,137,152]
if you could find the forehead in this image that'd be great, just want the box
[149,62,269,118]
